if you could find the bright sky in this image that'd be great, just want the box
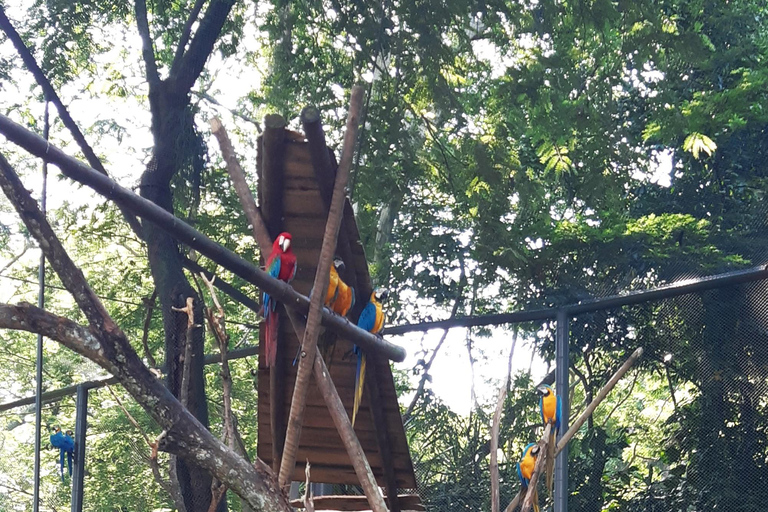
[0,1,674,417]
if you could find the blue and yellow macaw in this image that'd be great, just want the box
[50,427,74,483]
[517,442,540,512]
[537,383,561,495]
[352,288,388,427]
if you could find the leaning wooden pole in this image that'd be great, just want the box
[0,113,405,363]
[503,347,644,512]
[278,85,365,489]
[282,308,388,512]
[521,423,552,512]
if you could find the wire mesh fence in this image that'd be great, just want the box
[3,275,768,511]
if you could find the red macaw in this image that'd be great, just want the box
[263,232,297,367]
[517,442,541,512]
[537,383,562,495]
[353,288,388,427]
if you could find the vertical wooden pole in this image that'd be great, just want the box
[278,85,366,490]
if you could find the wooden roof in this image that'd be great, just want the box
[256,128,417,490]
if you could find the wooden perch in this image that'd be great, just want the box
[555,347,644,453]
[300,106,358,292]
[209,117,272,254]
[521,423,552,512]
[279,85,365,489]
[491,330,518,512]
[0,113,406,363]
[503,347,644,512]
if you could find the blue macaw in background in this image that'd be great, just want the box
[537,383,562,495]
[517,442,540,512]
[50,427,74,482]
[353,288,388,427]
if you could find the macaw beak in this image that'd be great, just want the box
[536,386,547,396]
[281,238,291,252]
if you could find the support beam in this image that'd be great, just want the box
[0,113,406,363]
[554,310,569,512]
[385,264,768,335]
[279,85,365,489]
[283,309,388,512]
[366,357,401,512]
[70,385,88,512]
[300,106,358,293]
[260,114,289,475]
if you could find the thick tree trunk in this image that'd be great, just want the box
[140,86,216,512]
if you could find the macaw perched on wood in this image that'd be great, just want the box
[352,288,388,427]
[517,442,541,512]
[330,265,355,318]
[537,383,562,495]
[50,427,74,483]
[300,257,347,366]
[324,257,344,306]
[263,232,297,367]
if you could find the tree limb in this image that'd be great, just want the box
[0,153,290,511]
[133,0,161,88]
[141,289,159,368]
[171,0,208,76]
[172,0,236,95]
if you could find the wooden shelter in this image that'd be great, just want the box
[254,104,418,510]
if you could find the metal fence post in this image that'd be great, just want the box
[554,309,570,512]
[71,384,88,512]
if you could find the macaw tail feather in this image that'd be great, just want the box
[352,351,366,427]
[67,451,73,476]
[532,488,540,512]
[264,309,279,367]
[546,430,556,495]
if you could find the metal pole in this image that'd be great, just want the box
[71,384,88,512]
[554,309,569,512]
[32,100,49,512]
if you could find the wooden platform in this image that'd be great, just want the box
[256,130,418,490]
[290,495,425,511]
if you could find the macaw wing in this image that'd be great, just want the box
[517,462,527,488]
[539,395,545,425]
[556,394,562,431]
[263,256,282,313]
[357,302,376,332]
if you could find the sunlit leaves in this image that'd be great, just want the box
[682,132,717,160]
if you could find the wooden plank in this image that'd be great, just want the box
[366,355,402,512]
[290,494,425,511]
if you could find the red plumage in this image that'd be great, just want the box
[263,232,297,367]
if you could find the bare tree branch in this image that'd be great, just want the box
[0,153,291,511]
[278,85,365,490]
[172,0,236,95]
[171,0,208,76]
[134,0,161,88]
[0,113,405,362]
[491,328,518,512]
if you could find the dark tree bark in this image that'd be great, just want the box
[134,1,236,510]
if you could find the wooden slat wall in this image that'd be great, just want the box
[257,134,417,489]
